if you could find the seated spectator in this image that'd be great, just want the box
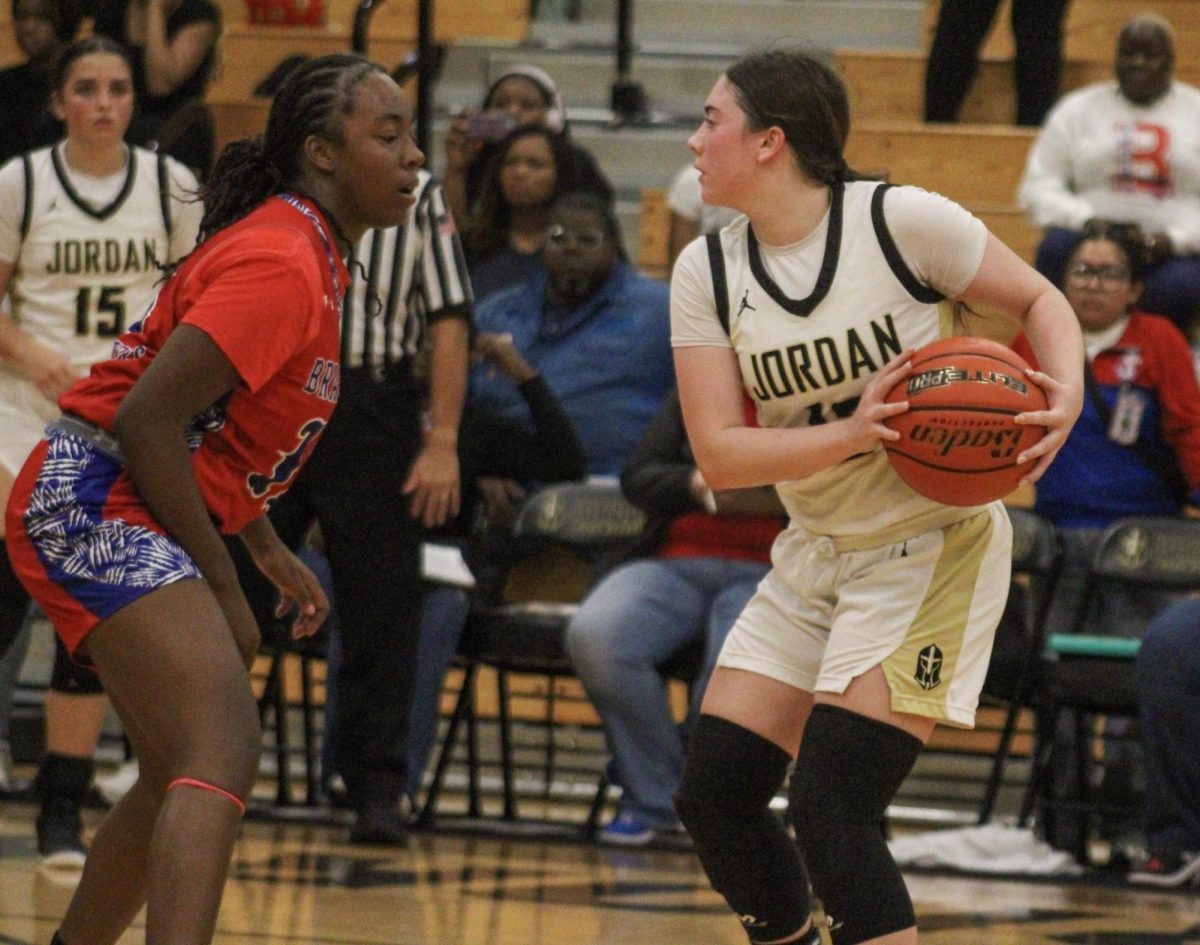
[463,125,575,303]
[1012,221,1200,852]
[1018,15,1200,333]
[470,192,673,477]
[1130,598,1200,887]
[665,163,739,269]
[0,0,79,163]
[90,0,221,178]
[1012,222,1200,637]
[441,64,613,229]
[566,388,784,845]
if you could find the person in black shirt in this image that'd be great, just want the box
[0,0,78,164]
[90,0,220,178]
[442,64,613,230]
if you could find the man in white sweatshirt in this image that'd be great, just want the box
[1019,14,1200,333]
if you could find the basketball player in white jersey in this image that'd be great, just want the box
[669,49,1084,945]
[0,35,200,867]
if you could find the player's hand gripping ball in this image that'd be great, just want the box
[883,336,1047,506]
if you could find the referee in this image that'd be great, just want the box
[266,168,471,844]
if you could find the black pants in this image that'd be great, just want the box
[268,367,425,809]
[924,0,1071,127]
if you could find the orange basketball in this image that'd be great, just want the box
[882,336,1047,506]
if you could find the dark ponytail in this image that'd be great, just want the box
[197,53,386,243]
[726,47,873,186]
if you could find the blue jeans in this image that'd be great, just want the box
[1137,599,1200,855]
[565,556,768,828]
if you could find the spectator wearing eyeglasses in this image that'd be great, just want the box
[1018,14,1200,335]
[1011,222,1200,854]
[470,192,673,490]
[462,125,576,304]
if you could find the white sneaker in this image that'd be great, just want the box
[95,759,139,805]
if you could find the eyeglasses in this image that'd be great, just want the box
[1065,261,1130,289]
[546,224,607,251]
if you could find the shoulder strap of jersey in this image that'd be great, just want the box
[870,183,943,305]
[706,232,730,336]
[19,153,33,241]
[156,152,173,238]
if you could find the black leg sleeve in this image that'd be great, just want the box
[674,714,812,944]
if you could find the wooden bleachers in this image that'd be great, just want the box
[638,119,1040,281]
[204,0,526,150]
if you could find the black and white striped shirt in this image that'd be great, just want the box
[340,170,472,374]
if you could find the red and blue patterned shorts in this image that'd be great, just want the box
[5,426,202,656]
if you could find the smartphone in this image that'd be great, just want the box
[465,110,518,144]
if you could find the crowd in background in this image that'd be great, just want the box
[1,0,1199,895]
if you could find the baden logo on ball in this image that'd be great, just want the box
[883,336,1048,506]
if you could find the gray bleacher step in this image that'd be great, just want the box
[453,47,738,117]
[529,0,925,51]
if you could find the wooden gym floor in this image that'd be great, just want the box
[2,799,1199,945]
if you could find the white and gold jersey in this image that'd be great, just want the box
[671,180,991,543]
[0,143,200,371]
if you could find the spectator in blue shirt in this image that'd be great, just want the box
[470,192,673,484]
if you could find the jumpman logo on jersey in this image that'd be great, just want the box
[736,291,757,319]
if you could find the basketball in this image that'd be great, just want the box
[883,336,1048,506]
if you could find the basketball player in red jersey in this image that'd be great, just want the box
[670,49,1083,945]
[5,53,423,945]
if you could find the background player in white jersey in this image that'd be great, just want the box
[0,35,201,867]
[669,49,1084,945]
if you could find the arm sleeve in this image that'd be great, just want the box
[517,375,587,482]
[882,186,988,297]
[166,159,202,261]
[416,179,473,321]
[457,376,584,483]
[619,388,703,518]
[0,157,27,265]
[1017,98,1095,231]
[670,237,732,347]
[182,230,323,392]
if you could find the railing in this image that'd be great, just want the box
[352,0,437,153]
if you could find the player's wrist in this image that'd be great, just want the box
[424,425,458,448]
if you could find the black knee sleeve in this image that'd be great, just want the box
[674,714,812,944]
[0,542,31,660]
[789,704,923,945]
[49,633,104,695]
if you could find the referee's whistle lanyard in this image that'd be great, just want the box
[277,193,343,301]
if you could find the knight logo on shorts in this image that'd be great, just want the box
[914,644,943,690]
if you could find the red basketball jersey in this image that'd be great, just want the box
[59,195,348,534]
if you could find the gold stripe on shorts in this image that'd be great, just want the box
[882,510,994,723]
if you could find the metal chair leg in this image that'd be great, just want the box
[417,661,477,825]
[497,667,517,820]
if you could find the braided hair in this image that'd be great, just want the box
[726,47,873,186]
[197,53,385,245]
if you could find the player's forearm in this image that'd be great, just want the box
[689,421,867,492]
